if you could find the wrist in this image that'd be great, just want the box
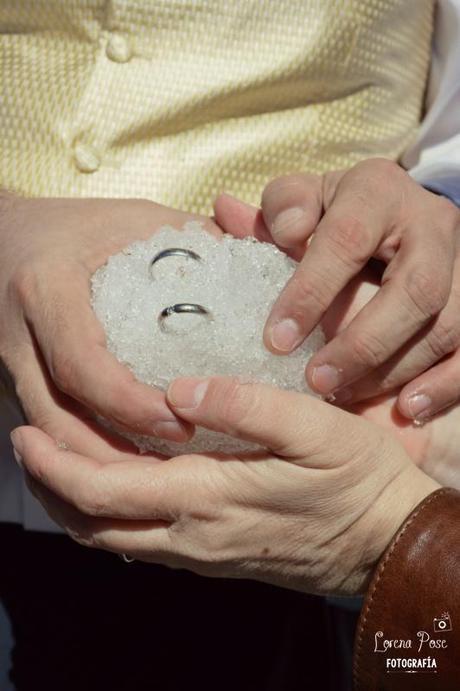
[364,467,440,589]
[344,466,440,596]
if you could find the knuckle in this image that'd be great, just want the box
[196,529,225,559]
[358,157,400,180]
[51,353,79,395]
[348,330,388,370]
[104,379,147,430]
[427,318,460,359]
[222,382,259,430]
[289,271,330,312]
[327,215,371,265]
[17,388,55,431]
[170,508,228,568]
[189,534,234,576]
[403,269,449,319]
[75,481,109,517]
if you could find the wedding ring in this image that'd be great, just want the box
[149,248,202,278]
[158,303,213,332]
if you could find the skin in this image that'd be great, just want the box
[214,158,460,424]
[0,194,223,458]
[11,377,438,596]
[11,288,460,591]
[317,271,460,489]
[5,187,459,594]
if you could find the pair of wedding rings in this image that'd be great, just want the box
[150,248,213,330]
[119,248,212,565]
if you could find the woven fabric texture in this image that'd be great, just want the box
[1,0,434,213]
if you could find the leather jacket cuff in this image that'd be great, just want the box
[353,488,460,690]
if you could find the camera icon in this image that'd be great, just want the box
[433,612,452,633]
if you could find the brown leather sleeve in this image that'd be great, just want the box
[353,488,460,690]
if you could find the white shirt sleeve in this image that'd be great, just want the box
[403,0,460,204]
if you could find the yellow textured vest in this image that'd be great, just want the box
[1,0,433,214]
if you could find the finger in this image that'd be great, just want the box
[213,193,272,242]
[261,173,323,248]
[332,267,460,405]
[306,226,454,396]
[167,376,351,460]
[11,425,189,519]
[264,166,395,354]
[398,350,460,422]
[23,267,192,441]
[214,193,304,261]
[320,268,380,341]
[25,473,173,559]
[7,341,149,461]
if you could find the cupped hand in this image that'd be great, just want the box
[11,375,438,596]
[0,193,221,454]
[214,159,460,422]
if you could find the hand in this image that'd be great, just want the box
[11,377,438,596]
[306,267,460,489]
[292,267,460,489]
[214,159,460,423]
[0,193,221,457]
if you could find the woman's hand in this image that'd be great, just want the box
[214,159,460,423]
[0,193,220,456]
[11,376,438,596]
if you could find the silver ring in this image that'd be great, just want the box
[150,248,202,277]
[119,553,135,563]
[158,303,213,332]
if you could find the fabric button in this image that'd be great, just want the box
[106,33,132,63]
[74,142,100,173]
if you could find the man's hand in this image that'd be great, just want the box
[11,377,438,596]
[310,269,460,489]
[214,159,460,423]
[0,194,221,455]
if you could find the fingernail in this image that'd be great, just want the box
[272,207,306,237]
[152,420,188,440]
[10,431,24,468]
[329,387,352,405]
[311,364,342,394]
[306,232,315,247]
[13,448,23,468]
[167,378,209,409]
[407,393,431,420]
[270,318,303,352]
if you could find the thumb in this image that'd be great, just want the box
[166,375,343,460]
[213,193,273,243]
[213,193,305,261]
[260,173,324,249]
